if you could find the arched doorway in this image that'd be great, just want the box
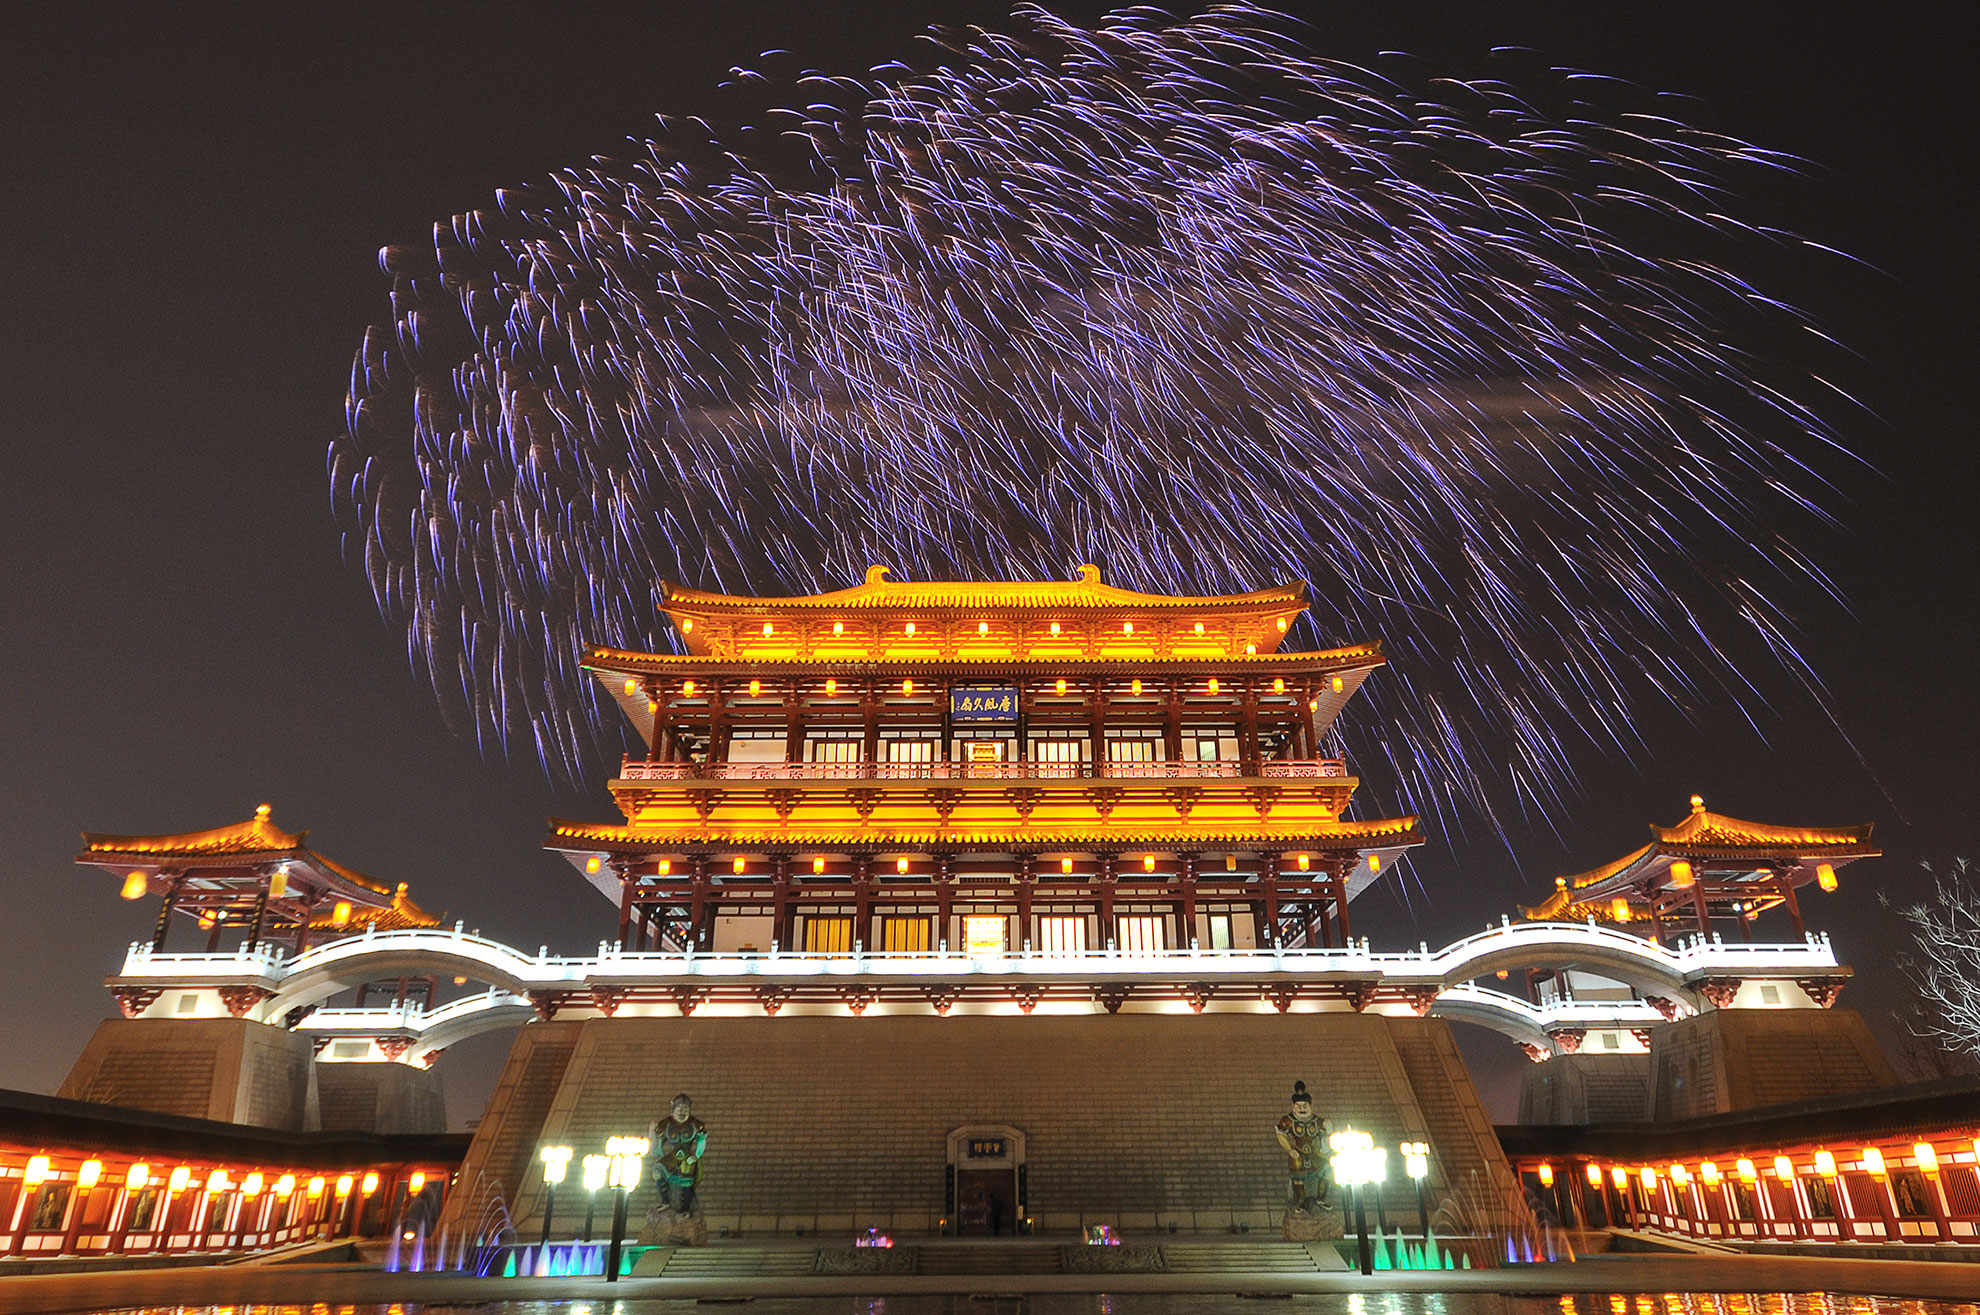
[946,1125,1026,1235]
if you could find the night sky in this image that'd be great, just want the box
[1,4,1970,1127]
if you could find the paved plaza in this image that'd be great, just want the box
[3,1244,1979,1315]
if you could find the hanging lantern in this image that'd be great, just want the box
[1142,855,1156,872]
[1736,1159,1757,1184]
[905,622,916,637]
[1055,678,1068,695]
[623,678,638,695]
[901,678,914,695]
[1773,1156,1793,1180]
[748,679,762,697]
[825,677,837,696]
[1272,677,1285,694]
[1050,621,1062,636]
[1537,1164,1554,1187]
[813,857,826,874]
[1585,1163,1603,1187]
[1915,1143,1939,1175]
[1207,678,1220,694]
[1296,854,1311,871]
[1060,857,1074,874]
[978,621,989,636]
[1667,860,1695,889]
[1813,1151,1836,1177]
[682,680,696,697]
[1816,862,1838,892]
[1130,679,1142,695]
[732,857,747,875]
[1122,621,1134,636]
[121,871,148,900]
[833,621,844,636]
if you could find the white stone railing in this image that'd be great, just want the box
[616,758,1347,782]
[113,919,1842,1005]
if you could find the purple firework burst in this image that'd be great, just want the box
[332,4,1861,834]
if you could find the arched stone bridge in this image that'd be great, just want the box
[108,918,1845,1065]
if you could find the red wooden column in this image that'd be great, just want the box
[1097,853,1117,947]
[784,682,803,763]
[935,853,955,949]
[616,867,636,950]
[1776,870,1806,938]
[1239,681,1260,774]
[861,682,879,769]
[1016,855,1035,951]
[1163,684,1183,763]
[771,856,792,953]
[1331,863,1353,944]
[1178,853,1198,948]
[689,856,712,951]
[1089,679,1108,777]
[151,875,181,951]
[853,856,874,949]
[706,678,730,764]
[1261,853,1281,949]
[645,683,666,764]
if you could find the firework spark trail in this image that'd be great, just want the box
[332,4,1861,839]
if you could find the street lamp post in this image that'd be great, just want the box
[1329,1126,1383,1276]
[581,1154,609,1242]
[538,1147,573,1249]
[1401,1142,1430,1237]
[603,1136,649,1283]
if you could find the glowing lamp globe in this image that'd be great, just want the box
[121,871,149,900]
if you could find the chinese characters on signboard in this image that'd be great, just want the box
[967,1138,1008,1159]
[950,687,1019,721]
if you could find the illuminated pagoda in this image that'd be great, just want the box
[1519,796,1877,943]
[62,809,446,1133]
[78,805,438,963]
[546,564,1423,1008]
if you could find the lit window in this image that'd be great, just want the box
[1037,916,1086,957]
[963,915,1007,958]
[1116,915,1166,955]
[881,916,930,953]
[804,917,853,954]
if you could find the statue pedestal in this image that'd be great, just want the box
[1282,1204,1345,1241]
[639,1205,708,1247]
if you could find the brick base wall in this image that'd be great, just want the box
[1517,1053,1653,1124]
[316,1061,448,1133]
[1648,1008,1896,1121]
[445,1012,1520,1239]
[56,1017,320,1131]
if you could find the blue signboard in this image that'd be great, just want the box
[950,687,1019,721]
